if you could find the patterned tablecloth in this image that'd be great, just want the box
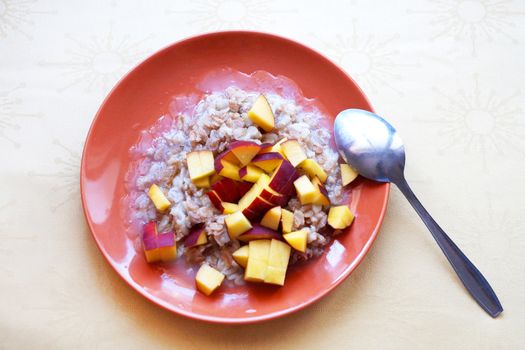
[1,0,524,349]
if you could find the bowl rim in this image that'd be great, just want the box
[80,30,390,324]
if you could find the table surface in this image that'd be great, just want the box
[1,0,524,349]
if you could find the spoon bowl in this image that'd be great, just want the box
[334,109,405,183]
[334,108,503,318]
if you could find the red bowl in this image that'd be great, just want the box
[80,31,389,324]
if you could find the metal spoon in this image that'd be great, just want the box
[334,109,503,318]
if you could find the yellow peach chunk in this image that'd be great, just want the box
[199,150,215,176]
[299,159,328,183]
[281,140,307,167]
[281,208,294,233]
[239,164,264,183]
[327,205,355,229]
[210,173,223,185]
[261,138,288,158]
[195,231,208,246]
[193,176,210,188]
[310,177,330,207]
[260,206,282,231]
[144,249,160,263]
[224,211,252,240]
[222,202,239,215]
[245,240,271,282]
[232,245,249,268]
[238,174,270,210]
[147,184,171,212]
[195,264,225,296]
[283,229,308,253]
[341,164,358,186]
[217,159,241,181]
[293,175,317,204]
[247,95,275,132]
[264,239,291,286]
[158,246,178,262]
[187,151,215,180]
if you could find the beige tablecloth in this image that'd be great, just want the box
[1,0,524,349]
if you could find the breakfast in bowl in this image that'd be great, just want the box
[125,76,359,296]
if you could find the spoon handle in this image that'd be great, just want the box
[393,176,503,318]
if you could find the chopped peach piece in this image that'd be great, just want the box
[238,224,281,242]
[195,264,225,296]
[260,206,282,231]
[283,229,308,253]
[147,184,171,212]
[251,152,283,172]
[193,176,210,188]
[248,95,275,132]
[293,175,317,204]
[245,240,271,282]
[328,205,355,229]
[299,159,328,182]
[184,225,208,247]
[341,164,359,186]
[281,208,294,233]
[222,202,239,214]
[311,176,330,206]
[232,245,249,268]
[224,211,252,240]
[281,140,307,167]
[142,222,177,263]
[239,164,264,183]
[157,233,178,262]
[187,150,215,181]
[215,159,241,181]
[229,141,261,166]
[238,174,270,210]
[264,239,291,286]
[260,138,288,158]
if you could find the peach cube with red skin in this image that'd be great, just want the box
[260,138,288,158]
[195,264,225,296]
[238,165,264,182]
[184,225,208,247]
[156,233,178,261]
[142,221,177,263]
[238,224,282,242]
[251,152,283,172]
[260,206,282,231]
[142,222,160,263]
[214,158,241,181]
[310,176,330,206]
[228,141,261,166]
[267,159,299,194]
